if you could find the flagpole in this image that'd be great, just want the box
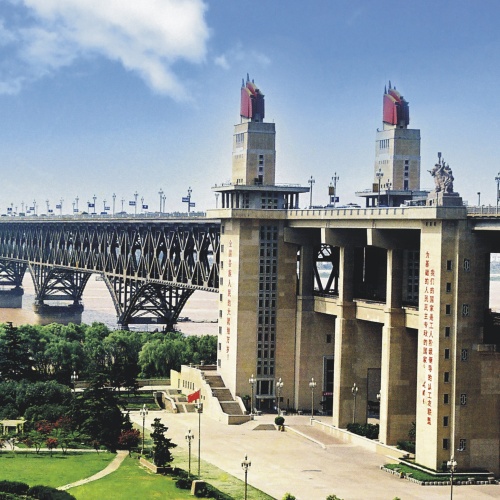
[196,398,203,477]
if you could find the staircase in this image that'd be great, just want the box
[204,373,245,416]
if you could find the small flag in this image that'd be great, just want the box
[48,209,53,213]
[29,206,35,211]
[88,203,95,208]
[104,206,110,211]
[7,207,12,212]
[189,202,196,208]
[142,204,148,209]
[129,201,136,206]
[73,208,78,212]
[187,389,201,403]
[182,197,189,202]
[56,204,61,209]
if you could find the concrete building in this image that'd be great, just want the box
[207,78,500,475]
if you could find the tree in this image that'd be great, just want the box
[46,437,58,457]
[150,418,176,467]
[118,429,140,456]
[69,374,126,451]
[0,322,33,381]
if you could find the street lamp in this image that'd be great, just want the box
[112,193,116,215]
[331,172,339,207]
[71,371,78,395]
[121,197,125,213]
[351,383,359,423]
[249,374,256,419]
[386,180,392,207]
[376,168,384,206]
[496,173,500,214]
[276,377,284,415]
[447,456,457,500]
[75,196,79,212]
[241,454,251,500]
[196,402,203,477]
[309,377,317,424]
[59,198,63,215]
[185,429,194,478]
[308,175,315,208]
[139,404,148,454]
[141,196,144,214]
[46,199,50,215]
[93,195,97,214]
[158,189,164,213]
[477,192,481,206]
[103,199,106,214]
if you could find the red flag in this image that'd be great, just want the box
[187,389,201,403]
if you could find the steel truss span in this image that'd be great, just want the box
[0,219,220,328]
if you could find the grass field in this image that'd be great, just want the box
[0,451,115,488]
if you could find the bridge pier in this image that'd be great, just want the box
[0,260,27,309]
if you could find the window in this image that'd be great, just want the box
[444,349,450,360]
[462,304,470,316]
[220,294,223,302]
[443,438,449,450]
[458,438,467,451]
[446,282,451,293]
[463,258,471,272]
[461,349,469,361]
[446,304,451,315]
[326,334,332,344]
[445,326,451,337]
[443,416,449,427]
[446,260,453,271]
[444,394,449,404]
[460,393,467,406]
[444,371,450,383]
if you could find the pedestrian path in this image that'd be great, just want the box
[58,450,128,491]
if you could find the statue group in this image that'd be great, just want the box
[429,154,454,194]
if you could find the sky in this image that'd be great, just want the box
[0,0,500,214]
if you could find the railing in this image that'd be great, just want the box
[467,206,500,216]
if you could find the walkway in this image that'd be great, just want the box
[129,410,500,500]
[58,450,128,491]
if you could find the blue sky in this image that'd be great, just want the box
[0,0,499,213]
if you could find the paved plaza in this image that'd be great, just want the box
[129,409,500,500]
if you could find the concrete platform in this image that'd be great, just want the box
[129,410,499,500]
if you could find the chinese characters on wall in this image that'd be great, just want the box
[421,251,435,426]
[226,240,233,359]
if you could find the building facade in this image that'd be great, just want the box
[210,78,500,475]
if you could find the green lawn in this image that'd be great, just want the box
[0,451,115,488]
[70,456,193,499]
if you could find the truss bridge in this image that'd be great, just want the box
[0,216,220,329]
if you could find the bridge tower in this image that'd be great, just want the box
[212,76,308,411]
[357,82,427,207]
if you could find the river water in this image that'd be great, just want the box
[1,276,499,336]
[0,274,218,336]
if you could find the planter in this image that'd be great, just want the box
[139,457,172,474]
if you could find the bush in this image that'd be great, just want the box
[397,440,415,454]
[282,494,296,500]
[0,481,29,496]
[26,485,76,500]
[0,493,23,500]
[194,483,232,499]
[346,423,379,439]
[326,496,343,500]
[274,416,285,426]
[175,478,192,490]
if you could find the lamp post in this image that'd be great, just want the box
[185,429,194,478]
[249,374,256,419]
[276,377,284,415]
[309,377,317,424]
[196,402,203,477]
[71,371,78,395]
[376,168,383,206]
[447,456,457,500]
[121,197,125,213]
[241,454,251,500]
[141,197,144,214]
[477,192,481,206]
[92,195,97,214]
[331,172,339,207]
[112,193,116,215]
[134,191,138,215]
[59,198,63,215]
[158,189,164,213]
[139,404,148,454]
[215,192,219,208]
[75,196,79,212]
[72,201,75,214]
[46,199,49,215]
[386,180,392,207]
[33,200,37,215]
[308,175,315,208]
[103,199,106,214]
[351,383,359,423]
[496,173,500,214]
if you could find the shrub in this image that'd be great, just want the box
[26,485,76,499]
[326,496,343,500]
[175,477,192,490]
[0,481,29,496]
[274,416,285,426]
[346,423,379,439]
[282,494,296,500]
[194,483,232,499]
[397,440,415,454]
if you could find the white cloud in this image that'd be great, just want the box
[214,43,271,71]
[214,54,229,70]
[1,0,210,98]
